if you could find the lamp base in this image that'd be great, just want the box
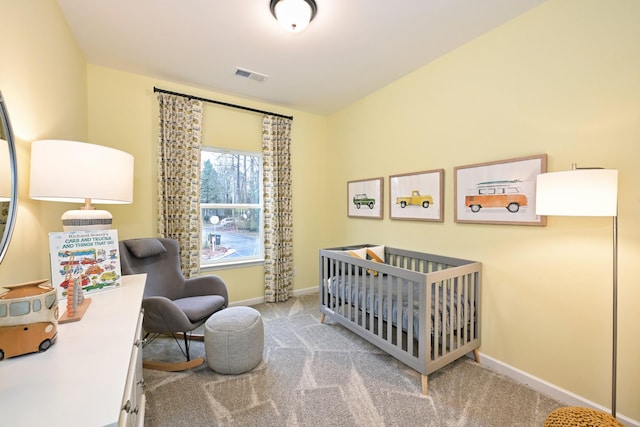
[61,209,112,231]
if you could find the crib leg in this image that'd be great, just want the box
[320,313,325,324]
[421,374,428,395]
[473,348,480,363]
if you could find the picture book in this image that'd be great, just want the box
[48,229,122,300]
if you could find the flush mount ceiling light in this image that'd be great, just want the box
[270,0,317,32]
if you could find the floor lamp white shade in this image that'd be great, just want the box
[29,140,134,231]
[535,166,619,417]
[536,168,618,217]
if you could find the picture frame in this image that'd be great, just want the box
[454,154,547,226]
[389,169,444,222]
[347,177,383,219]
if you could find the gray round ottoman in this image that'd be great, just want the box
[204,306,264,374]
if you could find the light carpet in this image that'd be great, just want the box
[143,293,562,426]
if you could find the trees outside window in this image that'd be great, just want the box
[200,148,263,266]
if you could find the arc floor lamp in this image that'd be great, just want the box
[536,164,619,417]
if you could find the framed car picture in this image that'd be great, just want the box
[347,177,383,219]
[454,154,547,225]
[389,169,443,222]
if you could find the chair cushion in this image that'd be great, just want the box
[124,238,167,258]
[173,295,226,323]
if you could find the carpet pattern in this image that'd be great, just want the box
[143,293,562,426]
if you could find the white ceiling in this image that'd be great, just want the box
[56,0,545,115]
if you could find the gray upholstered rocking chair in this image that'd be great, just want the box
[119,238,228,371]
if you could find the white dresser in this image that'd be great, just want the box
[0,273,147,427]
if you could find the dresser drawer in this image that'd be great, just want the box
[119,309,145,427]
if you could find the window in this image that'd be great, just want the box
[200,148,263,267]
[10,301,30,316]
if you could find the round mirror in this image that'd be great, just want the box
[0,90,18,264]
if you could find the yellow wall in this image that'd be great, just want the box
[85,65,330,302]
[328,0,639,419]
[0,0,89,283]
[1,0,638,421]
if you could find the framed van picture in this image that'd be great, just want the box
[454,154,547,226]
[389,169,444,222]
[347,177,383,219]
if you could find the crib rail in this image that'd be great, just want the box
[319,246,481,386]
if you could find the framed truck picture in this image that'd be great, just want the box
[454,154,547,225]
[389,169,444,222]
[347,177,383,219]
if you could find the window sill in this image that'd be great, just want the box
[200,258,264,272]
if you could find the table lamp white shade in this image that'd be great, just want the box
[29,140,134,230]
[536,169,618,217]
[0,139,11,201]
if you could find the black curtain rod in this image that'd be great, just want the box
[153,87,293,121]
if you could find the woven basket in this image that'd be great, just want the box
[544,407,624,427]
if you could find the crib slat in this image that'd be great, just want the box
[449,278,455,351]
[407,279,414,356]
[471,274,476,341]
[369,273,375,331]
[387,274,393,342]
[396,277,402,350]
[440,280,446,355]
[459,278,464,347]
[377,271,383,340]
[352,264,359,325]
[463,273,470,345]
[361,270,370,330]
[340,260,347,318]
[434,280,440,359]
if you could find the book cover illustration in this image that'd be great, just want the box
[48,230,121,300]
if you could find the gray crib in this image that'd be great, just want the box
[319,244,482,394]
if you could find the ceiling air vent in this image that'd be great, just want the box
[235,67,268,82]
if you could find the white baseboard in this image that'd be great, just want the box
[292,286,319,296]
[228,286,318,308]
[477,352,639,427]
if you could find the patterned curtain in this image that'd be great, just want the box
[157,93,203,278]
[262,116,294,302]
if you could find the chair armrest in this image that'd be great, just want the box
[142,296,195,333]
[183,275,229,306]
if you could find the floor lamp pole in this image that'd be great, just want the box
[612,214,618,418]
